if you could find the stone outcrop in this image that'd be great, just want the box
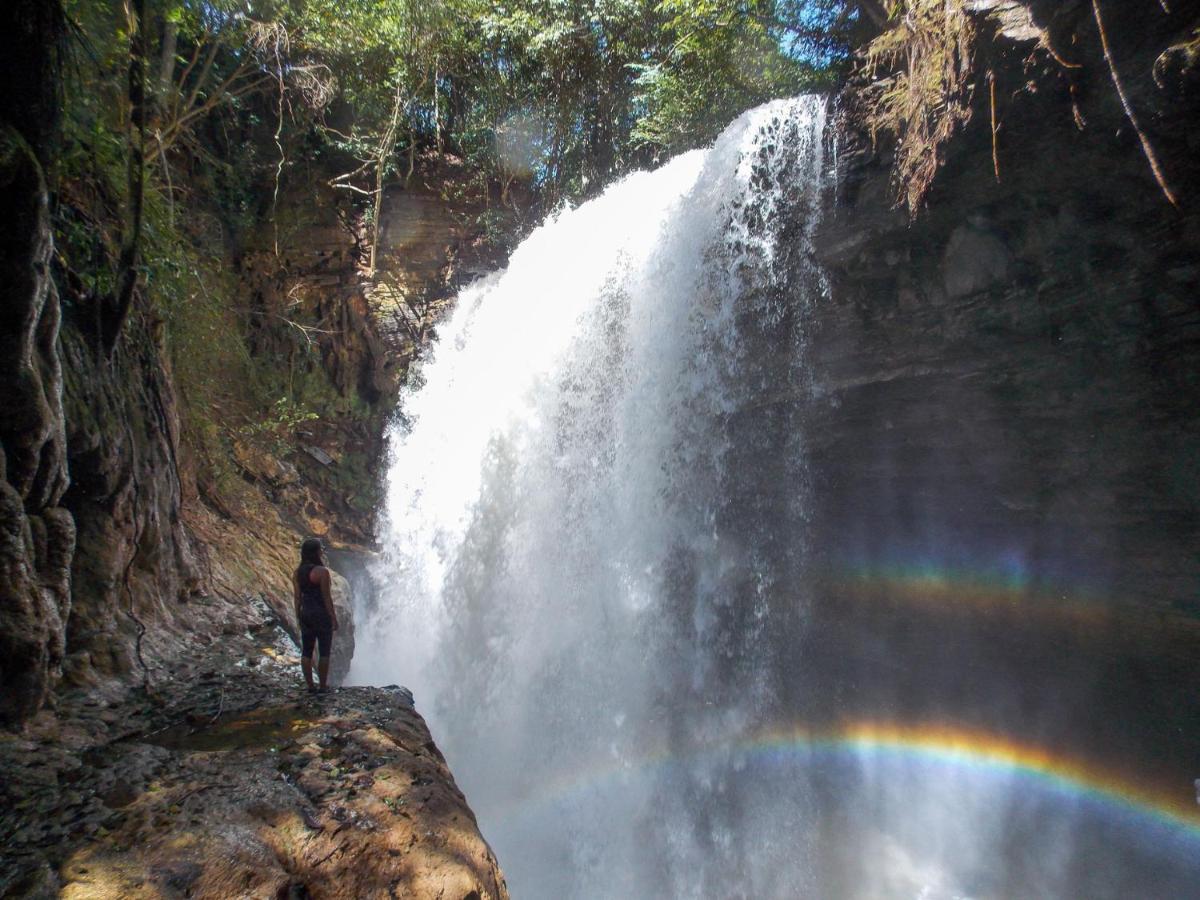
[0,608,506,900]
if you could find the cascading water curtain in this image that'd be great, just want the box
[351,92,1200,899]
[353,96,829,899]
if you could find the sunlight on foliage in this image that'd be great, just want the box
[861,0,976,212]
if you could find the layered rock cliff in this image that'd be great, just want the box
[809,0,1199,612]
[781,0,1200,813]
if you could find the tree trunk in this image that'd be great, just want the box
[107,0,148,354]
[158,17,178,106]
[855,0,889,28]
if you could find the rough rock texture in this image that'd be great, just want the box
[0,606,506,900]
[370,155,523,358]
[328,571,356,685]
[0,128,75,726]
[772,0,1200,805]
[810,1,1200,611]
[57,314,206,693]
[231,158,516,550]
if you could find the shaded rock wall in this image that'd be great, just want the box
[0,129,75,725]
[806,1,1200,612]
[0,0,212,726]
[58,315,205,691]
[0,0,77,726]
[762,0,1200,797]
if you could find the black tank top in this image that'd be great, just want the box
[297,564,327,617]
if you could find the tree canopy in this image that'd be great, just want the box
[63,0,862,208]
[48,0,884,482]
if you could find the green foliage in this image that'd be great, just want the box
[861,0,975,212]
[237,397,320,455]
[62,0,857,222]
[285,0,847,200]
[52,0,865,504]
[633,0,837,154]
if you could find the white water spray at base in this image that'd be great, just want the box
[350,94,1200,900]
[353,96,828,898]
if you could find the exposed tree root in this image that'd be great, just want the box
[1091,0,1180,208]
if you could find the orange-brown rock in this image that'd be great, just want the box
[2,615,506,900]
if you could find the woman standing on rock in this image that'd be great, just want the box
[294,538,339,693]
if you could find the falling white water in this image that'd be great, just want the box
[340,82,1200,900]
[349,95,1200,899]
[352,96,828,898]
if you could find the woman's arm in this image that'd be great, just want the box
[319,567,339,631]
[293,571,302,621]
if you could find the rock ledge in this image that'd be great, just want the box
[0,612,507,900]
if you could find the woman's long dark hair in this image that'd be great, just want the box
[299,537,323,568]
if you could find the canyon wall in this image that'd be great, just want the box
[0,14,514,889]
[0,129,75,725]
[783,0,1199,815]
[0,0,513,710]
[0,132,512,726]
[808,0,1199,612]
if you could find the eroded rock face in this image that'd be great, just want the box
[0,105,207,725]
[0,127,76,726]
[810,6,1200,612]
[58,314,204,691]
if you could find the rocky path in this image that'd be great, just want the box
[0,604,507,900]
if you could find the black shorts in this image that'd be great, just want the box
[300,610,333,660]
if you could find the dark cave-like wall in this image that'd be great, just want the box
[808,0,1199,614]
[786,0,1200,795]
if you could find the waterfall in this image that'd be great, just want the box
[352,95,1200,899]
[353,96,828,897]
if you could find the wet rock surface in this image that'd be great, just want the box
[0,607,507,900]
[779,3,1200,848]
[812,2,1200,613]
